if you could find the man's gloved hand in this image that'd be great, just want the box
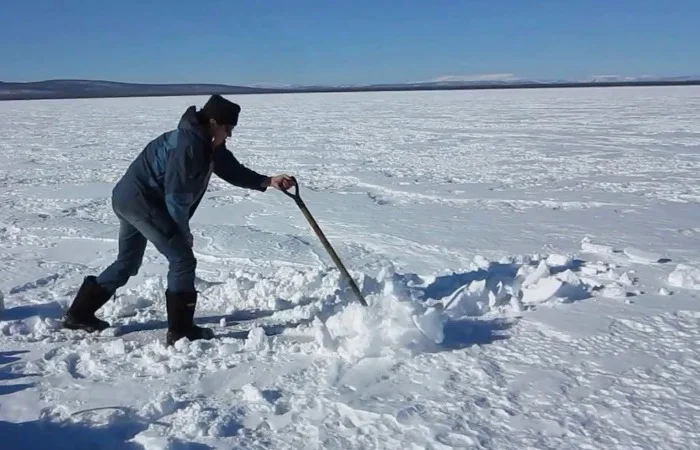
[266,175,296,191]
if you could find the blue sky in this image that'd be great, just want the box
[1,0,697,85]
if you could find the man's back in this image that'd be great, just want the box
[112,106,210,208]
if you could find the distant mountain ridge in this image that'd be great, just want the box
[0,79,278,100]
[1,75,699,101]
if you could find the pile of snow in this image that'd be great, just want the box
[438,254,595,320]
[623,247,666,264]
[668,264,700,290]
[302,252,620,361]
[200,266,347,313]
[581,238,669,265]
[581,237,617,255]
[517,259,592,305]
[244,326,270,352]
[0,252,631,356]
[599,283,628,299]
[193,264,451,359]
[0,249,649,368]
[659,287,673,296]
[311,281,443,361]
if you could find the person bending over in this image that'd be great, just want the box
[63,94,295,345]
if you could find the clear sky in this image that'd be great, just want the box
[1,0,697,86]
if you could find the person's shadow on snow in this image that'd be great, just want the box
[438,317,514,350]
[0,350,35,396]
[112,305,300,338]
[0,418,213,450]
[0,418,148,450]
[1,302,65,321]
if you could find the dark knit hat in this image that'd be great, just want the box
[201,94,240,126]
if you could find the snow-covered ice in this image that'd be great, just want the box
[1,86,700,449]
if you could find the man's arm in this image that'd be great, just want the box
[164,141,198,242]
[213,147,269,191]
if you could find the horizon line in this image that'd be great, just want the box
[2,77,700,102]
[3,72,700,88]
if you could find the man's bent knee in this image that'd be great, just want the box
[126,258,143,277]
[173,253,196,273]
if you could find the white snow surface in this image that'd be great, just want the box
[1,87,700,449]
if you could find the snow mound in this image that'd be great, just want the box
[412,306,446,343]
[131,433,184,450]
[623,247,666,264]
[186,264,450,359]
[409,255,601,327]
[311,278,443,361]
[519,267,590,305]
[104,294,154,318]
[581,237,616,254]
[1,315,63,342]
[668,264,700,289]
[522,260,552,288]
[0,254,602,363]
[200,266,344,313]
[192,252,601,367]
[245,326,270,352]
[546,253,574,268]
[515,260,591,305]
[599,283,628,299]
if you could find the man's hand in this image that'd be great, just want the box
[265,174,296,191]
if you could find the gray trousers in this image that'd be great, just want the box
[96,194,196,293]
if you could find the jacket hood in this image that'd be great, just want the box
[177,106,209,143]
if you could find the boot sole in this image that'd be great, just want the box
[63,317,110,333]
[166,328,215,346]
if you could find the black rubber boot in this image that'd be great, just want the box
[63,276,113,332]
[165,290,214,346]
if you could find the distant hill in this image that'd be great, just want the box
[1,76,699,101]
[0,79,279,101]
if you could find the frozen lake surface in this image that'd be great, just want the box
[1,86,699,449]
